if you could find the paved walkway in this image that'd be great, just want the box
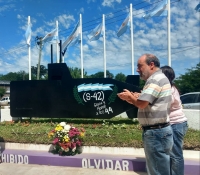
[0,163,147,175]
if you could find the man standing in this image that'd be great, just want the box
[118,54,173,175]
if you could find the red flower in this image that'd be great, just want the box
[71,142,76,149]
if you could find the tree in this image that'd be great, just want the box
[31,65,48,80]
[68,67,87,78]
[0,71,28,81]
[17,71,29,80]
[174,63,200,94]
[0,72,18,81]
[90,70,114,78]
[115,72,126,82]
[0,87,6,98]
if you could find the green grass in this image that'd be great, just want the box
[0,118,200,150]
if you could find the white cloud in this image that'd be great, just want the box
[102,0,121,8]
[80,7,84,14]
[17,14,22,19]
[0,4,15,13]
[57,14,75,29]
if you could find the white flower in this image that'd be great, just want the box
[64,124,71,131]
[72,147,76,152]
[62,129,67,133]
[60,122,66,127]
[64,148,69,152]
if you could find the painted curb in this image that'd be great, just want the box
[0,142,200,174]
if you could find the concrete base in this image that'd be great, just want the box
[183,109,200,130]
[1,143,199,159]
[0,108,18,122]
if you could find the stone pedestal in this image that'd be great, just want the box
[0,108,18,122]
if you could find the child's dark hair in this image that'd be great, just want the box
[160,65,175,87]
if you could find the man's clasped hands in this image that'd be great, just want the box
[117,89,140,105]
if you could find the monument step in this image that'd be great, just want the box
[1,149,199,175]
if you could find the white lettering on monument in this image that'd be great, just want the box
[2,154,29,164]
[1,154,129,171]
[82,158,87,168]
[122,160,129,171]
[94,101,113,116]
[81,158,129,171]
[88,159,94,169]
[94,159,101,169]
[106,159,113,170]
[102,159,105,169]
[10,154,14,163]
[115,160,122,170]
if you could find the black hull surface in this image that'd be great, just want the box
[10,63,140,119]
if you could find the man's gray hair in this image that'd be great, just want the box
[144,54,160,68]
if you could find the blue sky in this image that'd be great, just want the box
[0,0,199,77]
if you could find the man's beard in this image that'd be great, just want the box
[140,72,148,81]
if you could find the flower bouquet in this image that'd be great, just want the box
[48,122,85,156]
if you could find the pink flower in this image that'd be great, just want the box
[76,140,81,146]
[53,138,59,144]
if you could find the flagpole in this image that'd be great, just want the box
[130,4,134,75]
[56,21,59,63]
[80,14,83,78]
[168,0,171,66]
[103,14,106,78]
[28,16,31,80]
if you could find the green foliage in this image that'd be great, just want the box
[0,71,28,81]
[174,63,200,94]
[0,87,6,97]
[68,67,87,78]
[108,85,118,104]
[73,86,84,105]
[31,65,48,80]
[0,118,199,150]
[0,72,17,81]
[90,70,114,78]
[115,72,126,82]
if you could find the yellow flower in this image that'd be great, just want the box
[55,124,63,131]
[64,135,69,142]
[80,132,85,137]
[48,132,54,138]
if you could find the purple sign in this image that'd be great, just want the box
[1,149,200,174]
[1,149,145,172]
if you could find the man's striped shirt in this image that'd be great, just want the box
[138,69,172,126]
